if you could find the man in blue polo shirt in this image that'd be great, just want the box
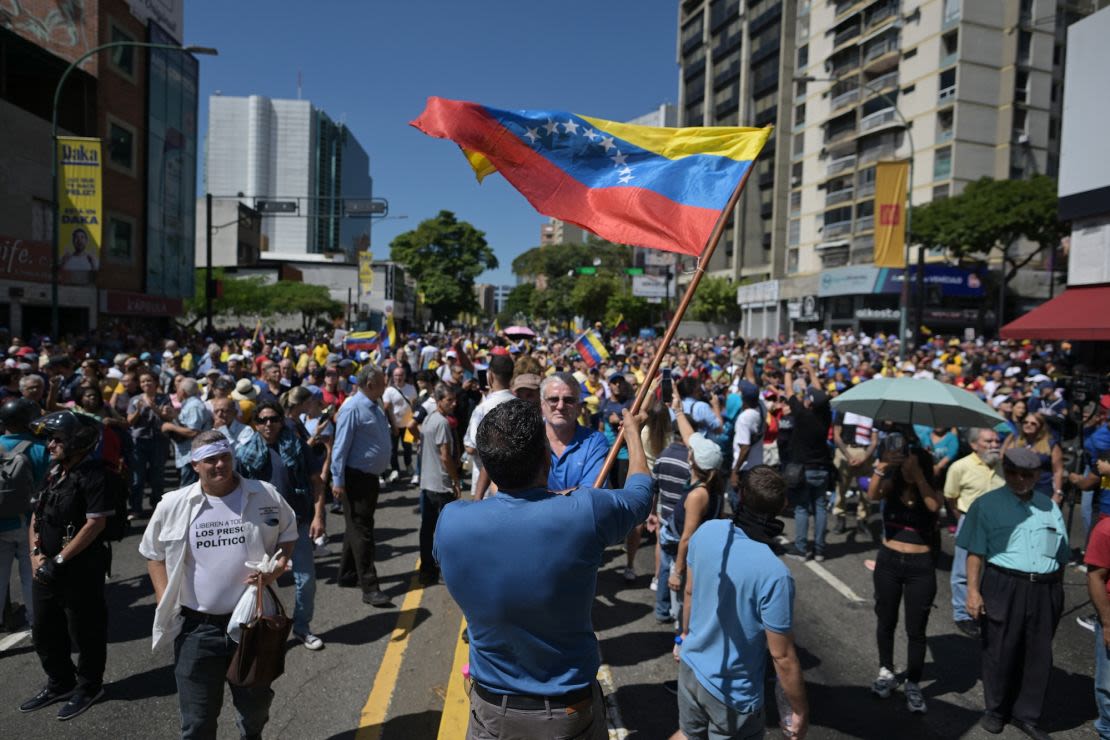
[435,399,651,740]
[544,373,609,491]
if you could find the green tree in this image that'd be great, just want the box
[570,274,623,322]
[503,283,536,319]
[911,175,1068,284]
[605,287,652,330]
[689,276,741,323]
[187,270,343,329]
[390,210,498,319]
[511,239,632,282]
[530,275,576,323]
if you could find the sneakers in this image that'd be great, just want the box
[649,576,658,592]
[56,688,104,721]
[410,474,420,486]
[904,681,927,714]
[813,553,826,563]
[833,515,847,534]
[294,631,324,650]
[785,549,809,561]
[622,567,636,583]
[871,667,902,699]
[954,619,981,638]
[386,470,400,483]
[19,686,75,713]
[1078,613,1099,633]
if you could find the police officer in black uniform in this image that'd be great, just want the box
[19,411,112,721]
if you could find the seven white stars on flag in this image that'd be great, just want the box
[522,118,634,185]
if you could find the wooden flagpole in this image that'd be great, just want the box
[592,163,758,488]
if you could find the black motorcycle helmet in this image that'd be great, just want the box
[31,410,101,460]
[0,397,41,431]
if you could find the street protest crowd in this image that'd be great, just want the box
[1,321,1108,739]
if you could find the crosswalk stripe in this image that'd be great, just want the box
[436,618,471,739]
[355,564,425,740]
[804,560,866,603]
[0,629,29,652]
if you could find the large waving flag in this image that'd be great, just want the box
[411,98,771,256]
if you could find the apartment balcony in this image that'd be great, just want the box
[833,24,862,50]
[826,187,856,206]
[817,240,851,267]
[857,180,876,198]
[827,154,858,177]
[859,143,897,164]
[865,3,898,32]
[934,158,952,181]
[942,3,960,30]
[826,123,858,146]
[835,0,874,22]
[855,214,875,232]
[937,85,957,106]
[863,70,899,99]
[824,219,854,239]
[939,50,957,68]
[936,127,954,145]
[831,87,861,112]
[830,57,861,78]
[859,107,898,133]
[863,39,900,73]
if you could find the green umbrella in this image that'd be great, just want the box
[829,377,1005,429]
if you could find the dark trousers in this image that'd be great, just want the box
[130,435,168,511]
[32,545,108,694]
[980,566,1064,724]
[174,617,273,740]
[339,468,382,593]
[873,547,936,683]
[420,489,455,574]
[390,432,413,473]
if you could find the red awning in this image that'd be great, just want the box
[1000,285,1110,340]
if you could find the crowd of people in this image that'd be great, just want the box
[0,323,1107,739]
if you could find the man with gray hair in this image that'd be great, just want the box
[543,372,609,492]
[162,378,213,488]
[20,373,46,409]
[331,365,393,607]
[945,426,1003,637]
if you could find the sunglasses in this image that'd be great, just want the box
[256,416,283,425]
[544,396,578,407]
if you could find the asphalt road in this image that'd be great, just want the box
[0,478,1102,739]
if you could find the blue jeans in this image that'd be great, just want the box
[1083,490,1095,549]
[793,468,829,556]
[130,436,167,512]
[951,515,970,622]
[292,521,316,635]
[174,617,273,739]
[656,545,676,622]
[0,525,33,623]
[1096,622,1110,739]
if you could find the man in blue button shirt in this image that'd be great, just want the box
[544,373,608,492]
[331,365,393,608]
[959,446,1069,739]
[435,399,651,740]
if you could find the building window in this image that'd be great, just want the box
[1017,30,1032,65]
[797,44,808,69]
[788,218,800,245]
[787,248,799,274]
[108,21,136,80]
[106,215,134,261]
[1013,107,1028,140]
[932,184,950,200]
[794,103,806,128]
[793,132,805,158]
[107,117,136,175]
[1015,70,1029,103]
[682,14,704,48]
[934,146,952,180]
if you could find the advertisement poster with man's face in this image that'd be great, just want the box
[57,136,102,278]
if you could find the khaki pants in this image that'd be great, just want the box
[833,446,872,518]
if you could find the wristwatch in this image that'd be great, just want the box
[54,554,65,566]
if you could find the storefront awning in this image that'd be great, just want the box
[1000,284,1110,340]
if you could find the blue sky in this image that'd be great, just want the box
[187,0,680,285]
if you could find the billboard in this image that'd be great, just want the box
[145,22,198,299]
[57,137,102,279]
[2,0,98,70]
[632,274,671,299]
[819,265,984,297]
[127,0,184,43]
[873,161,908,267]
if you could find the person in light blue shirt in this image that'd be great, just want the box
[958,446,1068,736]
[544,373,609,492]
[678,375,723,437]
[330,365,393,607]
[435,399,651,740]
[161,378,212,488]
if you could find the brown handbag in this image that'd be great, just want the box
[226,584,293,688]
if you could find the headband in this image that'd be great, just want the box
[190,439,233,463]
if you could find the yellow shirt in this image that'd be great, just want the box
[944,452,1004,514]
[313,344,330,367]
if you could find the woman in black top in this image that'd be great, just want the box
[866,430,943,715]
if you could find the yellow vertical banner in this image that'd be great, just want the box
[358,251,374,295]
[57,137,102,276]
[873,160,908,268]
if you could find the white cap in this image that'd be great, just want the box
[687,433,723,471]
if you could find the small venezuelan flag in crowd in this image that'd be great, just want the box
[574,330,609,369]
[411,97,771,256]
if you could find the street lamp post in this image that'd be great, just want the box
[51,41,217,338]
[794,75,915,360]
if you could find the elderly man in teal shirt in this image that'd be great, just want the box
[959,446,1069,740]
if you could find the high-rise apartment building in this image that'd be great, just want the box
[680,0,1102,337]
[205,95,371,262]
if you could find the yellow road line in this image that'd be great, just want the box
[355,565,425,740]
[436,618,471,739]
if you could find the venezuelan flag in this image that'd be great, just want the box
[574,330,609,369]
[344,331,379,353]
[411,98,771,257]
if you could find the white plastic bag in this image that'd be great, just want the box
[227,553,282,643]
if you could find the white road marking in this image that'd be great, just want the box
[597,663,630,740]
[0,629,30,652]
[805,560,867,603]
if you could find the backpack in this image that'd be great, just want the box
[0,440,35,518]
[101,462,130,541]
